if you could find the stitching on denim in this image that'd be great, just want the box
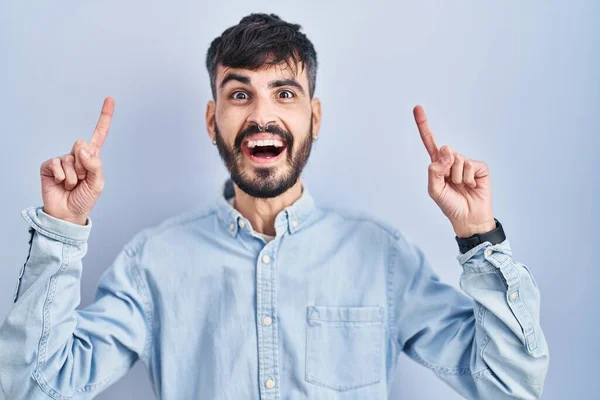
[387,235,398,344]
[305,375,381,391]
[472,367,493,381]
[37,242,70,367]
[131,258,154,366]
[271,238,282,399]
[32,368,71,400]
[405,347,472,375]
[477,303,493,363]
[479,332,492,360]
[305,323,382,390]
[457,241,488,265]
[318,207,402,240]
[476,302,487,327]
[21,209,87,246]
[34,365,122,398]
[32,243,72,399]
[307,320,383,327]
[507,262,537,351]
[32,242,124,397]
[133,209,217,253]
[256,246,265,396]
[74,364,126,393]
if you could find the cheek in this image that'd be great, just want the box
[283,109,313,138]
[216,109,245,140]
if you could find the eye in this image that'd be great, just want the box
[231,91,249,100]
[278,90,295,99]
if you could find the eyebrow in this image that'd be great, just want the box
[268,79,305,95]
[219,73,250,89]
[219,73,306,95]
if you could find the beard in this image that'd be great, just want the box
[214,116,314,199]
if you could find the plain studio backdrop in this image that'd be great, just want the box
[0,1,597,399]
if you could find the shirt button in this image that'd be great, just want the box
[262,255,271,264]
[510,292,518,301]
[238,220,245,229]
[485,248,493,257]
[229,223,235,232]
[262,316,272,326]
[291,219,298,228]
[265,378,275,389]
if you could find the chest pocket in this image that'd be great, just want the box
[305,305,384,391]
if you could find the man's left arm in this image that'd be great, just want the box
[390,231,549,399]
[391,105,550,398]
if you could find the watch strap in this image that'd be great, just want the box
[456,218,506,254]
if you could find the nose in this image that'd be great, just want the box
[246,96,278,130]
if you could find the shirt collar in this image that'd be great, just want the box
[215,178,315,238]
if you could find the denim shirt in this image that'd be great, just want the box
[0,182,549,400]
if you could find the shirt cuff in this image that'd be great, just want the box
[456,238,512,272]
[20,206,92,245]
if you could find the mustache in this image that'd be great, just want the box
[234,123,294,150]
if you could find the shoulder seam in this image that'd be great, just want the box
[129,254,154,367]
[125,208,217,254]
[319,206,402,240]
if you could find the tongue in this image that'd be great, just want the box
[254,149,278,158]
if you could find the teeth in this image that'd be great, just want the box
[246,139,284,148]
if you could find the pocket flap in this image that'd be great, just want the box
[307,305,383,323]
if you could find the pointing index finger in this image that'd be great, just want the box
[413,105,439,162]
[90,96,115,152]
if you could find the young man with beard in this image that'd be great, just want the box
[0,13,548,400]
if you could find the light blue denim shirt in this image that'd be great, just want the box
[0,181,549,399]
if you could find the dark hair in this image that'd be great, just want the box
[206,13,318,100]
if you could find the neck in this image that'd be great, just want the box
[232,178,303,236]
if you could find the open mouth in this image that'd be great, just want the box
[241,136,288,164]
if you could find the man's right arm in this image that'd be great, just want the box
[0,206,153,400]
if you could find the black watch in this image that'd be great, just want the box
[455,218,506,254]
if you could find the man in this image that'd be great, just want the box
[0,13,548,400]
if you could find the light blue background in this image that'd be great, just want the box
[0,1,597,399]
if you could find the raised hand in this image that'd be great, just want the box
[39,97,115,226]
[413,105,496,238]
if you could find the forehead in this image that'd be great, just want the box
[216,61,309,87]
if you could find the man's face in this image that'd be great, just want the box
[206,61,321,198]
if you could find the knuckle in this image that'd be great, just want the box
[427,184,435,196]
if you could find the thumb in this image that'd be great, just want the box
[79,145,104,186]
[427,154,452,199]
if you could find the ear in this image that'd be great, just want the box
[310,97,322,139]
[205,100,216,141]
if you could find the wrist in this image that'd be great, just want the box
[64,217,88,226]
[453,219,496,238]
[43,208,88,226]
